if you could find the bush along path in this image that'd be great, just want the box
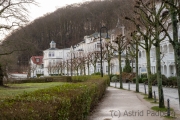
[0,76,109,120]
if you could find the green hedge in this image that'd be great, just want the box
[36,74,44,78]
[91,72,101,75]
[7,76,72,84]
[0,76,108,119]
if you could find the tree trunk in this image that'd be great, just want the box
[87,63,90,75]
[0,65,4,86]
[131,58,134,73]
[93,63,96,73]
[67,61,69,76]
[83,64,86,75]
[156,42,165,108]
[136,42,139,92]
[77,68,79,76]
[168,0,180,106]
[174,47,180,107]
[61,68,63,75]
[108,59,110,76]
[118,51,123,89]
[107,59,111,86]
[146,50,152,98]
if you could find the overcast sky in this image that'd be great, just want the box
[29,0,92,21]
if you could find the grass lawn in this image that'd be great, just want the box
[0,82,65,100]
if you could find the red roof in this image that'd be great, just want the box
[31,56,43,65]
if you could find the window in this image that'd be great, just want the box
[49,51,55,57]
[97,44,100,48]
[52,51,54,57]
[36,58,40,62]
[139,51,141,58]
[106,66,108,72]
[49,52,51,57]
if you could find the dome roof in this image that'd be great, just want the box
[50,40,55,43]
[50,40,56,49]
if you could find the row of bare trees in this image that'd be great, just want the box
[125,0,180,108]
[45,37,128,77]
[46,51,101,76]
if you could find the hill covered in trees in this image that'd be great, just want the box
[1,0,136,72]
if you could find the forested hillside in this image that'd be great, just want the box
[1,0,136,72]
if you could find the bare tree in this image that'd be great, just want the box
[0,0,37,32]
[162,0,180,106]
[127,0,170,108]
[112,34,127,89]
[127,31,140,92]
[88,51,100,73]
[103,39,114,78]
[77,51,86,75]
[31,64,37,77]
[85,52,91,75]
[0,0,37,86]
[125,3,156,97]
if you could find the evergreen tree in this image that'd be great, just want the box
[123,57,131,73]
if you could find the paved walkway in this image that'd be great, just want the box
[88,87,168,120]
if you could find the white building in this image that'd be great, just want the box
[43,41,70,76]
[30,20,180,78]
[137,1,180,78]
[66,31,128,75]
[138,27,180,77]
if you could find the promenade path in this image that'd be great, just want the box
[88,87,176,120]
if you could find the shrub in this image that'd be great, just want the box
[36,74,44,78]
[142,78,148,83]
[162,75,168,85]
[149,74,168,86]
[91,72,101,75]
[50,74,59,76]
[167,76,177,86]
[150,74,157,81]
[133,78,136,83]
[139,78,143,83]
[72,75,89,82]
[111,75,118,82]
[123,58,131,73]
[141,73,147,78]
[109,74,115,81]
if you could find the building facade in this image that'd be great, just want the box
[30,56,43,77]
[43,41,70,76]
[30,24,180,77]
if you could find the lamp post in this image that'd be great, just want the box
[100,26,109,77]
